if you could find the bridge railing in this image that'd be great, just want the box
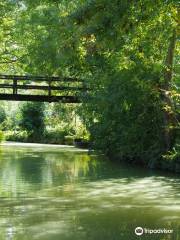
[0,75,88,102]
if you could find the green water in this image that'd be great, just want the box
[0,143,179,240]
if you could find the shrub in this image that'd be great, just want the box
[0,130,5,142]
[43,129,67,144]
[5,130,28,142]
[0,106,6,124]
[64,135,74,145]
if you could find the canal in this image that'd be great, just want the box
[0,143,179,240]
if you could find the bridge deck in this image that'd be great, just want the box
[0,74,85,103]
[0,94,79,103]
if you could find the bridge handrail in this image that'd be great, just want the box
[0,74,89,102]
[0,74,83,82]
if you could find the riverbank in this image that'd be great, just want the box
[0,141,89,152]
[110,152,180,174]
[4,130,90,148]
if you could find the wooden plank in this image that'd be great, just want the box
[13,79,17,94]
[48,78,51,97]
[0,74,83,82]
[0,84,88,91]
[0,94,80,103]
[0,84,12,88]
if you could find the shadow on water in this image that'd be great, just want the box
[0,143,179,240]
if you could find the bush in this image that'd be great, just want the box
[0,130,5,142]
[74,125,90,141]
[0,106,6,124]
[161,146,180,172]
[64,135,74,145]
[43,129,67,144]
[5,130,28,142]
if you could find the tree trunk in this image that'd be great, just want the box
[163,29,177,151]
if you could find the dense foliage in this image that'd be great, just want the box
[20,102,45,140]
[0,0,179,171]
[73,0,179,170]
[0,106,6,124]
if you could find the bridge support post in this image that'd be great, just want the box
[48,78,51,102]
[13,78,17,95]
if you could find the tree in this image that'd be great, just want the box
[0,0,22,73]
[20,102,45,140]
[0,106,6,124]
[70,0,179,165]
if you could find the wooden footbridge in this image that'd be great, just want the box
[0,75,87,103]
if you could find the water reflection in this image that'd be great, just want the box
[0,143,179,240]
